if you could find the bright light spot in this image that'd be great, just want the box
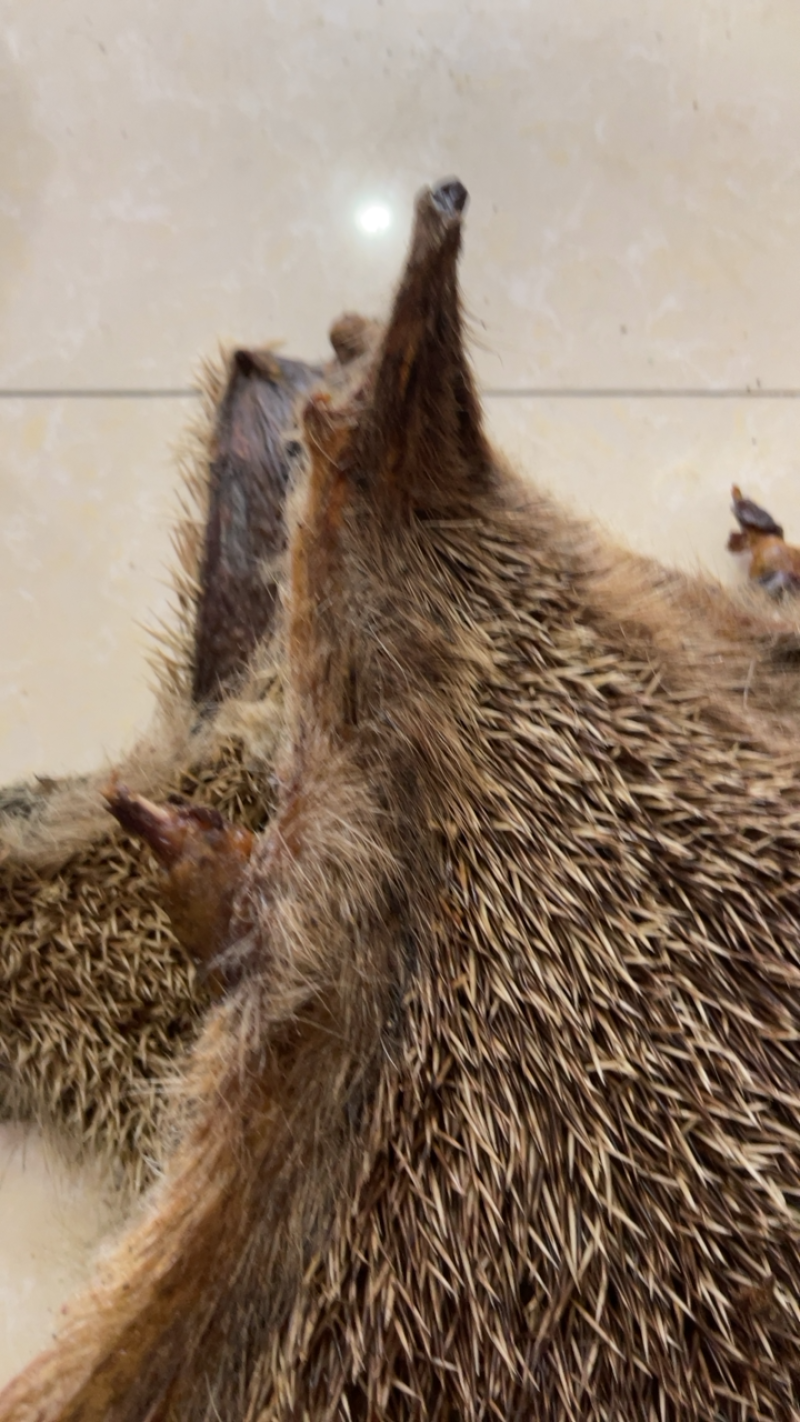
[356,202,392,236]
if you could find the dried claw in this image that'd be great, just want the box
[727,484,800,597]
[730,483,784,538]
[104,780,254,974]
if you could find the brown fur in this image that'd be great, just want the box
[0,322,385,1191]
[1,251,798,1208]
[0,347,304,1190]
[0,318,384,1195]
[5,178,800,1421]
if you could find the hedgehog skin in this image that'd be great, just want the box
[6,179,800,1422]
[0,321,385,1193]
[1,269,800,1205]
[0,345,318,1191]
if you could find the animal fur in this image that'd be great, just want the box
[6,181,800,1418]
[0,346,323,1189]
[0,322,385,1191]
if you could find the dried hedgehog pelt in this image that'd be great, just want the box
[0,344,327,1190]
[6,177,800,1421]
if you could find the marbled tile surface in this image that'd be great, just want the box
[485,395,800,585]
[0,397,188,784]
[1,0,800,391]
[2,0,800,1395]
[0,1126,120,1387]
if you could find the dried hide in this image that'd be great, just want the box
[0,343,335,1190]
[5,180,800,1422]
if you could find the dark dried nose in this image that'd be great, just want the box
[431,178,469,217]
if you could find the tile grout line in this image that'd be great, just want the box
[0,389,199,399]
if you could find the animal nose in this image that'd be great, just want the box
[431,178,469,216]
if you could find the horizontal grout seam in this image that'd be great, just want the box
[0,389,200,399]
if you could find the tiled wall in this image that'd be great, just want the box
[2,0,800,1388]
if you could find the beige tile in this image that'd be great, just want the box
[486,394,800,585]
[0,1124,119,1391]
[0,2,799,389]
[0,395,191,784]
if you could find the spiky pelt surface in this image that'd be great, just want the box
[0,690,281,1191]
[0,347,305,1190]
[4,179,800,1422]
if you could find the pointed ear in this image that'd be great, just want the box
[352,178,489,514]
